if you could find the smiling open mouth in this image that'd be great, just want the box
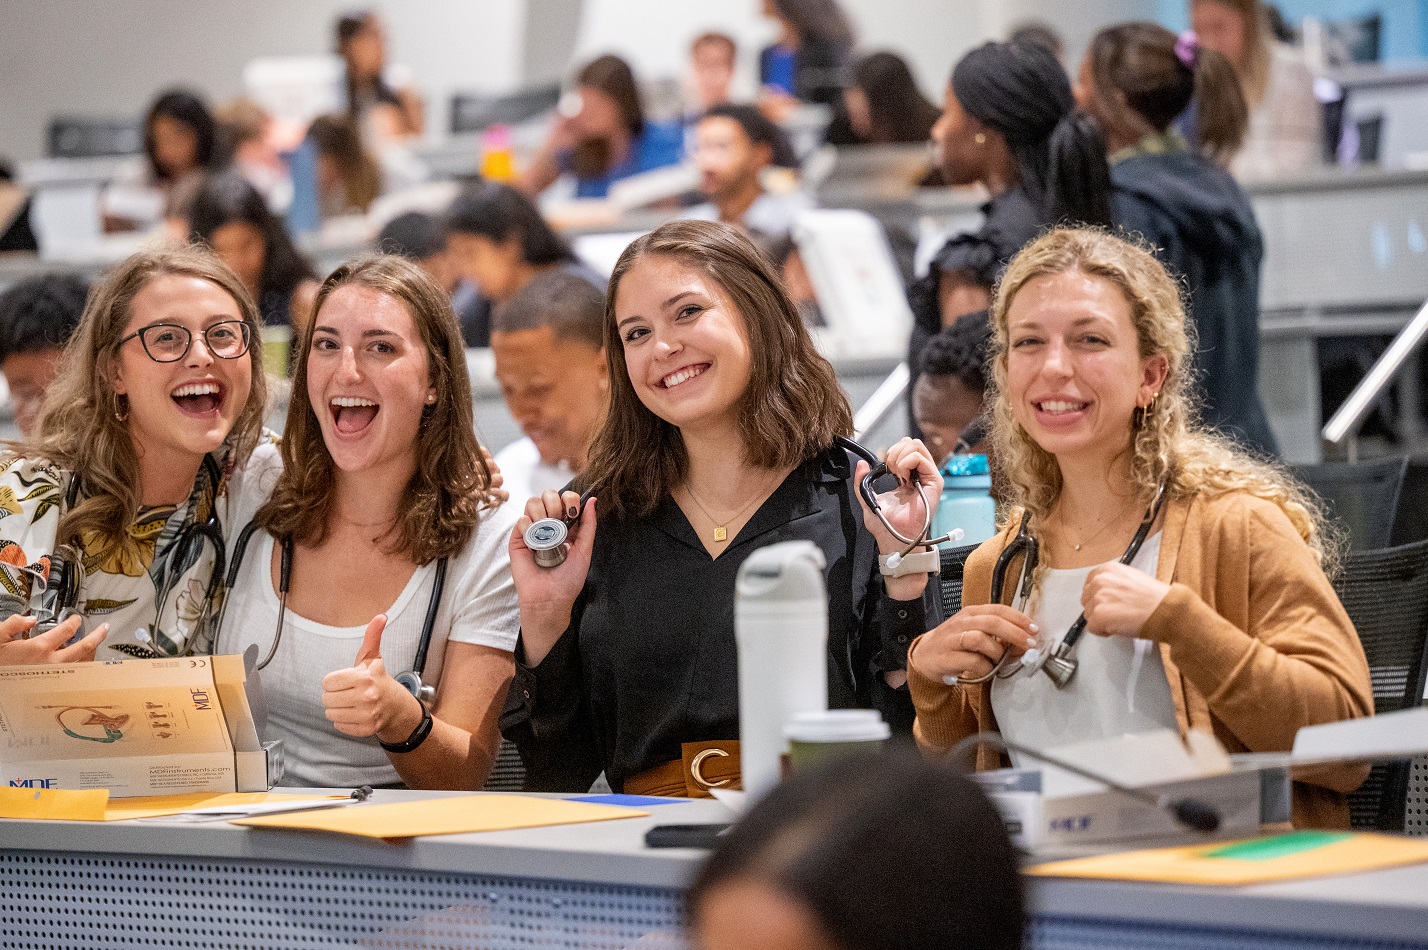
[661,364,709,389]
[1035,399,1089,414]
[331,396,379,434]
[171,382,224,416]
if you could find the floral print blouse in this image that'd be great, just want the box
[0,451,229,660]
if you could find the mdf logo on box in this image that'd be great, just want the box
[9,778,59,788]
[190,689,211,711]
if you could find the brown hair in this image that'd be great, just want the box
[1086,22,1248,163]
[578,54,645,138]
[691,32,737,62]
[583,220,852,519]
[15,246,267,562]
[988,228,1335,571]
[1193,0,1273,103]
[308,114,382,212]
[256,254,495,563]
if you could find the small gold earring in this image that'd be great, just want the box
[114,397,129,423]
[975,133,987,145]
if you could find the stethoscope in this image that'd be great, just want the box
[61,455,228,659]
[520,436,965,569]
[946,480,1168,690]
[215,523,446,705]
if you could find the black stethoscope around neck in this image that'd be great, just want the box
[215,522,447,705]
[946,480,1169,691]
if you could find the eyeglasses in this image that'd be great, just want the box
[117,321,252,363]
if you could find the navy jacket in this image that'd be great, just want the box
[1112,152,1278,455]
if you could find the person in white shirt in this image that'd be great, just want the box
[491,269,608,502]
[216,254,518,790]
[1191,0,1322,180]
[684,104,813,244]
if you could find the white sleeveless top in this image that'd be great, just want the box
[990,534,1178,765]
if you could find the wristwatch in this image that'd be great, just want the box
[379,702,434,754]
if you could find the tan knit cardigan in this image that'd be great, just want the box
[908,489,1374,830]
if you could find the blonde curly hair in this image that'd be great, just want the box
[988,227,1336,570]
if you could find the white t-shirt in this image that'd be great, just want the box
[214,443,521,788]
[682,190,815,241]
[494,436,575,503]
[991,533,1177,764]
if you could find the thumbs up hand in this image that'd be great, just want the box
[321,614,420,740]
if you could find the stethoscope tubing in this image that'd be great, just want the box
[951,481,1168,687]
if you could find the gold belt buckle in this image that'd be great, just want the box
[689,747,731,790]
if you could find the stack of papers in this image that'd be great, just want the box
[1029,831,1428,885]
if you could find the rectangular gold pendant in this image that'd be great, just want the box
[714,527,728,542]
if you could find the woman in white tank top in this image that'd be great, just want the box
[215,254,519,790]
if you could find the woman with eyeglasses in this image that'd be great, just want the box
[0,246,267,665]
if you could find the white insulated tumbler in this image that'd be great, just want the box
[734,540,829,798]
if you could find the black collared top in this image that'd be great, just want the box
[501,445,941,793]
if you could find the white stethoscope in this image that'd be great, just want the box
[214,522,446,704]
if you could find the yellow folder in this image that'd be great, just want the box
[231,794,648,839]
[0,788,342,822]
[1028,831,1428,885]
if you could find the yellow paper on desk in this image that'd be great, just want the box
[103,791,342,821]
[231,795,648,839]
[0,786,109,820]
[1028,831,1428,885]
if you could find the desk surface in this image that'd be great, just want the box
[4,790,1428,946]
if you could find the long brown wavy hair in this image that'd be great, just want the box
[13,246,267,563]
[988,227,1336,568]
[255,254,495,563]
[583,220,852,519]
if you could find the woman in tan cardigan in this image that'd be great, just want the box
[907,227,1372,829]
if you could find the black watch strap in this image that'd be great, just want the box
[379,703,434,754]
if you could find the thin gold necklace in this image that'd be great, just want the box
[1056,499,1136,552]
[683,474,779,543]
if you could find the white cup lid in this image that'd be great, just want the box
[784,709,890,743]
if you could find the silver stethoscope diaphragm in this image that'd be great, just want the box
[525,518,571,568]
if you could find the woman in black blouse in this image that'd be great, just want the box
[503,220,942,795]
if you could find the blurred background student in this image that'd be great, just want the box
[844,51,942,145]
[190,173,319,333]
[758,0,858,145]
[376,211,488,348]
[1079,22,1277,454]
[685,104,809,243]
[687,32,738,118]
[490,269,609,502]
[104,89,224,234]
[912,310,992,465]
[0,273,88,436]
[907,40,1112,433]
[519,54,683,199]
[1191,0,1321,179]
[335,9,425,144]
[689,752,1024,950]
[444,182,602,344]
[214,98,290,206]
[308,114,384,219]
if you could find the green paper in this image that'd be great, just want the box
[1204,831,1354,862]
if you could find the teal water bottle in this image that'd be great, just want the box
[933,454,996,548]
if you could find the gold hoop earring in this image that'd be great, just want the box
[1134,392,1159,428]
[974,133,987,145]
[114,396,129,423]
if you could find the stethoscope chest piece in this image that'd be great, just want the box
[394,671,435,706]
[525,518,570,569]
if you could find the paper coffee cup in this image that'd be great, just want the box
[784,710,890,771]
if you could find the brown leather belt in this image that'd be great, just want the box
[624,740,742,798]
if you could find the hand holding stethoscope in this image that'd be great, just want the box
[849,436,946,564]
[319,613,426,744]
[508,489,599,664]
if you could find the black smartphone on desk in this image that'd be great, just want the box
[644,823,731,849]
